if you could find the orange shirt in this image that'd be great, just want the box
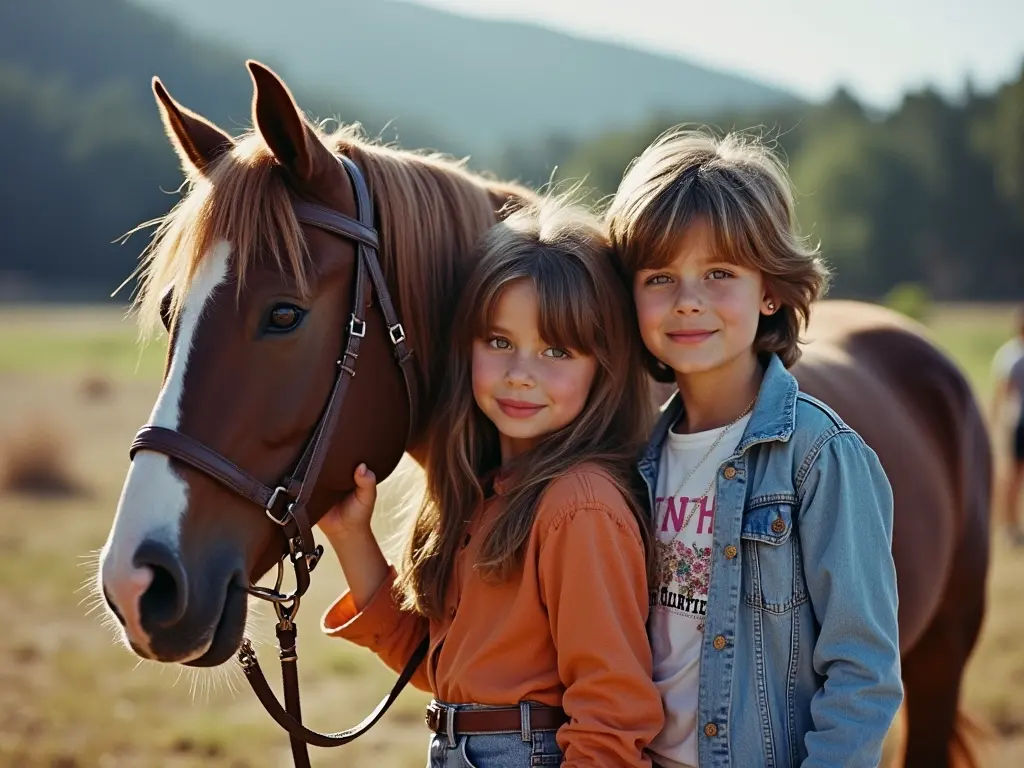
[321,464,664,766]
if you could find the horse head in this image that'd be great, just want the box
[99,61,530,667]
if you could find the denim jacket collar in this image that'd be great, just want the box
[638,354,799,476]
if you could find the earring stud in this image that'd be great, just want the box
[766,300,776,311]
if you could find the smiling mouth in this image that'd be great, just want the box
[667,330,717,344]
[495,398,546,418]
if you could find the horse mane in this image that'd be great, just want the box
[131,122,537,396]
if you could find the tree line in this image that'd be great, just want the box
[1,0,1021,301]
[495,69,1024,301]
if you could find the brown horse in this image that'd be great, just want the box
[792,300,991,768]
[98,62,990,768]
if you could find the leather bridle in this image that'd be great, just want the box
[128,154,429,767]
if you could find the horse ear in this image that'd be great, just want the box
[247,60,327,184]
[152,78,234,175]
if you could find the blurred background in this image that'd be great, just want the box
[0,0,1022,765]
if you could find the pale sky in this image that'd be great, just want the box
[412,0,1024,108]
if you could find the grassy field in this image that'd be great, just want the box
[0,301,1021,767]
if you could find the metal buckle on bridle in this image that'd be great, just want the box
[388,323,406,345]
[286,532,323,576]
[265,486,293,526]
[349,314,366,338]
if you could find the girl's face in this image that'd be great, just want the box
[472,279,598,462]
[634,217,774,380]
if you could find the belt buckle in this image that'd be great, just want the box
[425,700,443,731]
[425,701,457,747]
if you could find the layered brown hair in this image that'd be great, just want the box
[395,197,655,619]
[606,127,830,374]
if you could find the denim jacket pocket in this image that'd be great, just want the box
[740,502,807,613]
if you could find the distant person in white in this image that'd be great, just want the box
[991,306,1024,544]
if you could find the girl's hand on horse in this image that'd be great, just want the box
[317,463,377,539]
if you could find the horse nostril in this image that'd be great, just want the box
[103,586,126,627]
[133,539,188,627]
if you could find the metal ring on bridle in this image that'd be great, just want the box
[244,558,293,603]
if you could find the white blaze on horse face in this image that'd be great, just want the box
[100,241,231,658]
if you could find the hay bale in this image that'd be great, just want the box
[0,420,86,498]
[79,373,114,402]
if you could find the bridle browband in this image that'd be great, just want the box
[128,154,429,767]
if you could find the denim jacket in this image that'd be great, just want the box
[638,354,903,768]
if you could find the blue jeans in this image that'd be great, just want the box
[426,702,563,767]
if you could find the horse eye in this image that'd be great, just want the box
[159,289,174,331]
[266,304,305,333]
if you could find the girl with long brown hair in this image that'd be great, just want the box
[318,197,664,767]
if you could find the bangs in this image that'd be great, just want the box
[633,169,766,273]
[469,248,605,356]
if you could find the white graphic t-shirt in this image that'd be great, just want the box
[647,414,751,768]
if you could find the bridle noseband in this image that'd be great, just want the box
[128,154,428,767]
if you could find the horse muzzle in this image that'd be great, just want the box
[101,537,248,666]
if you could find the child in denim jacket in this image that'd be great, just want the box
[606,128,903,768]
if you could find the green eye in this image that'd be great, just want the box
[266,304,305,333]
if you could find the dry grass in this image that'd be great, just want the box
[0,302,1021,766]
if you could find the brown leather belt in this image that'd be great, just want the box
[425,700,568,737]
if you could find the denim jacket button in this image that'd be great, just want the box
[712,634,727,650]
[724,545,737,559]
[722,466,737,480]
[771,517,787,534]
[703,722,719,738]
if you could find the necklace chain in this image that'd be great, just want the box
[660,396,756,543]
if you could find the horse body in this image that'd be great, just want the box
[794,300,991,767]
[97,63,990,768]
